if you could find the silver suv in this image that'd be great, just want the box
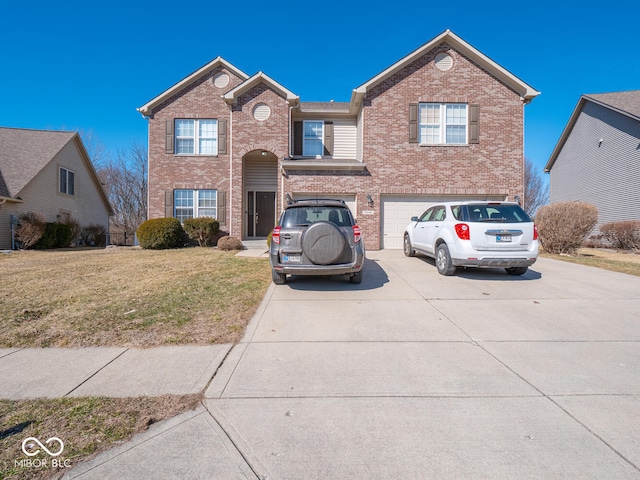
[404,201,538,276]
[270,199,365,284]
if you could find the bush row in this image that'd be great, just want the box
[136,217,242,250]
[14,212,107,249]
[600,221,640,250]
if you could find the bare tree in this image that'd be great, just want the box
[97,140,148,242]
[524,157,549,217]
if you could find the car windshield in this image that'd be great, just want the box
[463,204,532,223]
[282,206,352,227]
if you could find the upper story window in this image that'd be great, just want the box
[174,189,217,222]
[175,119,218,155]
[59,167,75,195]
[303,120,324,156]
[419,103,467,145]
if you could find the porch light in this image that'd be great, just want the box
[366,194,374,208]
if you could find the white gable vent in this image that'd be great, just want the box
[434,53,453,71]
[213,72,230,88]
[253,103,271,121]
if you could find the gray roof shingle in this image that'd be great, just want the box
[585,90,640,120]
[0,127,75,198]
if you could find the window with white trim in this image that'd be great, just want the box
[419,103,467,145]
[174,189,217,222]
[175,119,218,155]
[303,120,323,156]
[59,167,75,195]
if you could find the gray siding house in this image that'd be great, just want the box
[0,127,112,249]
[545,91,640,230]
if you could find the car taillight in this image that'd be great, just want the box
[455,223,470,240]
[533,224,539,240]
[353,225,362,243]
[272,226,281,244]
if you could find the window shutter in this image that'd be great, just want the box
[217,191,226,225]
[218,119,227,154]
[165,120,174,153]
[468,104,479,144]
[324,122,334,156]
[409,104,418,143]
[293,121,303,155]
[164,190,174,218]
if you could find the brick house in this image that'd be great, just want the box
[138,30,539,250]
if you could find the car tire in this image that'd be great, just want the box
[403,234,415,257]
[505,266,528,276]
[272,269,287,284]
[350,269,363,284]
[301,221,346,265]
[435,244,456,276]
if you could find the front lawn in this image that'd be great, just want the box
[0,247,271,348]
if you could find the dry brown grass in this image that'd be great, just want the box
[543,247,640,276]
[0,247,271,348]
[0,394,201,479]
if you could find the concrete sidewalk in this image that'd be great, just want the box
[2,250,640,479]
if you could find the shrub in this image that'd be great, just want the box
[600,221,640,250]
[81,224,107,247]
[217,236,244,251]
[15,212,47,249]
[183,217,220,247]
[35,222,74,249]
[61,216,81,246]
[535,201,598,254]
[137,218,184,249]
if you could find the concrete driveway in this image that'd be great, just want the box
[199,250,640,479]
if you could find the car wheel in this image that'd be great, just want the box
[403,234,415,257]
[272,269,287,284]
[505,266,528,276]
[435,244,456,276]
[350,270,363,284]
[301,221,346,265]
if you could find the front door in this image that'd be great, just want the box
[248,191,276,237]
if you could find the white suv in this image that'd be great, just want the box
[404,201,538,276]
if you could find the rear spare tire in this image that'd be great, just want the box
[301,221,346,265]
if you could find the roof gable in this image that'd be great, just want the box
[0,127,75,198]
[222,71,299,105]
[545,90,640,172]
[352,29,540,105]
[138,57,250,116]
[0,127,113,214]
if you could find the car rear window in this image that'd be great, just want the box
[282,206,353,227]
[460,204,532,223]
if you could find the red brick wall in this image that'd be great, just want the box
[148,43,525,249]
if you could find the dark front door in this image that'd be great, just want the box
[255,191,276,237]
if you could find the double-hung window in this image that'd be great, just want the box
[59,167,75,195]
[174,189,217,222]
[419,103,467,145]
[175,119,218,155]
[303,120,324,156]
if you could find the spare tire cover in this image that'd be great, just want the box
[301,221,346,265]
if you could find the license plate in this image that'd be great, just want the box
[283,254,301,263]
[496,235,512,243]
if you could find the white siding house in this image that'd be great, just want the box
[0,127,113,249]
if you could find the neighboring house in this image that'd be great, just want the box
[138,29,539,250]
[0,127,113,249]
[545,91,640,231]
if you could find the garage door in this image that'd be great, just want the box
[381,195,506,249]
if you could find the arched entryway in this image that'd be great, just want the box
[243,150,278,238]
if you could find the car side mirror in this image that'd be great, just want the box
[411,216,419,222]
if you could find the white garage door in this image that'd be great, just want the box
[381,195,506,249]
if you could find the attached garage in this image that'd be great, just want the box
[381,195,506,249]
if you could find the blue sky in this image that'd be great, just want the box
[2,0,638,173]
